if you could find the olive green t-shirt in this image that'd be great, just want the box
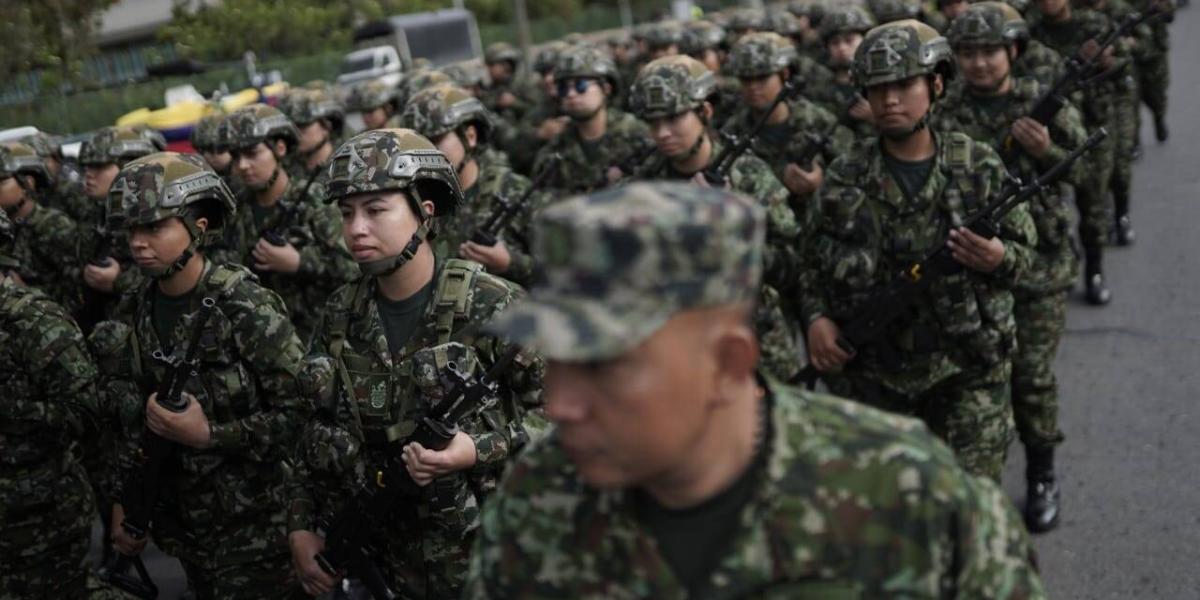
[376,281,434,356]
[883,152,936,201]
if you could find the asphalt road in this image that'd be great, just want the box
[91,7,1200,599]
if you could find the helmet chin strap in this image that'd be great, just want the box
[359,187,433,278]
[142,218,203,279]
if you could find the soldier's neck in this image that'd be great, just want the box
[255,168,289,208]
[458,158,480,192]
[671,135,713,175]
[377,245,435,303]
[761,99,790,126]
[882,127,936,163]
[305,142,333,171]
[9,196,33,220]
[969,74,1014,98]
[577,107,609,141]
[157,254,205,297]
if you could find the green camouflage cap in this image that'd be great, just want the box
[279,88,346,133]
[820,5,877,41]
[346,79,399,113]
[681,20,728,55]
[79,126,159,167]
[644,23,685,50]
[534,41,570,74]
[868,0,922,23]
[106,152,236,246]
[399,84,493,142]
[554,45,620,88]
[629,55,718,120]
[484,42,522,66]
[486,181,765,362]
[324,128,462,217]
[190,112,227,152]
[725,32,798,78]
[0,142,52,188]
[853,20,954,88]
[223,103,300,151]
[946,2,1029,49]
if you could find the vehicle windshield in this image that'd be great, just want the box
[339,55,376,75]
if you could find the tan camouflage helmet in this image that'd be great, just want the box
[868,0,922,23]
[629,56,718,121]
[681,20,728,55]
[346,79,399,113]
[79,126,159,167]
[485,181,766,362]
[853,20,955,89]
[946,2,1029,49]
[279,88,346,134]
[820,5,877,42]
[484,42,522,67]
[725,32,799,78]
[554,45,620,89]
[222,104,300,152]
[0,142,52,189]
[399,84,493,144]
[190,112,227,153]
[396,69,454,110]
[534,41,570,75]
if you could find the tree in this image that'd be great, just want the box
[0,0,118,83]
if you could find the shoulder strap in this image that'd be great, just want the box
[205,263,251,299]
[327,278,373,440]
[433,259,482,345]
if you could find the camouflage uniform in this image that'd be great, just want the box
[479,42,532,123]
[346,80,401,133]
[531,46,653,195]
[286,129,540,599]
[102,152,307,598]
[804,21,1039,481]
[192,112,245,198]
[496,41,568,176]
[217,104,358,341]
[277,87,347,189]
[1132,0,1173,139]
[468,181,1045,599]
[19,131,89,222]
[0,211,124,600]
[811,6,879,138]
[681,20,743,130]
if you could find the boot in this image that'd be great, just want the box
[1025,447,1061,534]
[1112,190,1135,246]
[1084,247,1112,305]
[1155,114,1169,142]
[1130,140,1143,162]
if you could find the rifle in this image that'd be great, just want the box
[594,142,657,189]
[76,226,116,333]
[792,132,832,171]
[99,296,219,599]
[795,129,1107,389]
[314,346,522,600]
[1001,7,1163,162]
[703,78,804,186]
[472,154,560,247]
[263,166,321,247]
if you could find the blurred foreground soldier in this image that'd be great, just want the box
[532,46,651,195]
[937,0,1090,532]
[466,181,1046,599]
[803,20,1037,481]
[103,152,307,598]
[279,88,346,190]
[812,5,879,137]
[286,129,539,599]
[0,209,124,599]
[347,80,400,132]
[400,84,539,286]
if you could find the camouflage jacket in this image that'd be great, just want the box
[103,260,307,569]
[0,280,103,563]
[810,77,878,139]
[496,94,561,177]
[465,379,1046,599]
[287,260,542,549]
[436,149,541,287]
[720,96,857,188]
[43,178,91,224]
[10,203,83,312]
[217,174,358,341]
[532,108,653,195]
[1018,39,1067,89]
[806,132,1037,396]
[1031,8,1134,124]
[934,77,1089,294]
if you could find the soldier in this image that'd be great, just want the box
[464,181,1046,599]
[220,104,358,341]
[938,0,972,25]
[644,23,684,61]
[1132,0,1173,142]
[726,8,763,44]
[395,70,455,118]
[0,209,124,599]
[480,42,531,123]
[399,84,539,287]
[346,80,400,132]
[20,131,88,222]
[278,87,346,189]
[103,152,307,598]
[868,0,922,24]
[936,0,1092,532]
[0,142,83,311]
[803,20,1038,482]
[497,41,570,177]
[285,129,540,599]
[627,56,803,382]
[681,20,741,129]
[192,112,243,198]
[811,5,879,138]
[531,45,652,195]
[1031,0,1127,301]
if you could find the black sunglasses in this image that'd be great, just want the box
[557,78,594,97]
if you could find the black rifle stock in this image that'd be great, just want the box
[472,154,561,247]
[99,296,219,599]
[796,129,1107,388]
[76,227,116,332]
[703,79,803,186]
[314,346,522,600]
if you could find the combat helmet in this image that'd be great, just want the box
[554,45,620,89]
[728,9,765,35]
[324,129,462,276]
[484,42,522,67]
[18,132,62,162]
[346,79,399,114]
[221,104,300,152]
[853,20,954,89]
[725,32,798,78]
[279,88,346,135]
[443,62,490,90]
[533,41,570,75]
[107,152,237,277]
[399,84,494,150]
[79,126,159,167]
[629,55,718,121]
[191,112,227,153]
[644,23,685,52]
[946,2,1029,50]
[868,0,922,24]
[0,142,52,190]
[762,9,803,38]
[681,21,728,56]
[820,6,877,42]
[396,70,454,111]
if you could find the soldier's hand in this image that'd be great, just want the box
[3,270,27,287]
[782,161,824,196]
[807,317,852,372]
[252,238,301,273]
[948,227,1005,273]
[497,91,517,109]
[1011,117,1052,159]
[110,504,149,557]
[606,165,625,184]
[289,530,337,596]
[402,431,477,485]
[848,98,874,124]
[84,260,121,292]
[145,392,213,449]
[460,240,512,273]
[537,117,569,140]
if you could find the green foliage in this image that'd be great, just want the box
[0,0,118,82]
[161,0,353,61]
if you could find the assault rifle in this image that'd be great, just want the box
[1001,7,1163,162]
[796,129,1107,389]
[99,297,219,599]
[472,154,560,247]
[315,346,522,600]
[76,226,116,333]
[703,78,804,186]
[793,132,832,172]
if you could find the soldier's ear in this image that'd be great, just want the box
[464,125,479,150]
[931,74,945,100]
[194,217,209,234]
[272,139,288,158]
[700,102,715,123]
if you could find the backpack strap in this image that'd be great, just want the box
[326,278,373,439]
[432,259,482,345]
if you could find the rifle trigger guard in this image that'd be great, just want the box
[376,470,386,488]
